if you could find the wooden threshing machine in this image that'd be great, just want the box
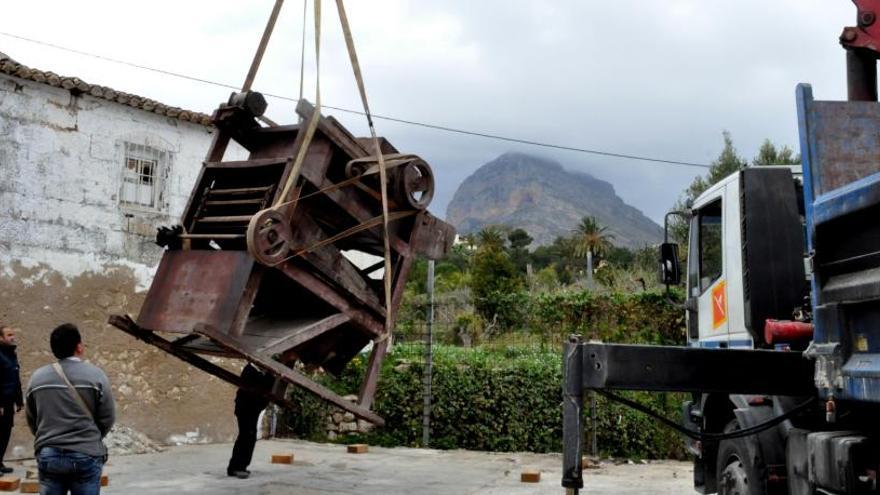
[110,91,454,425]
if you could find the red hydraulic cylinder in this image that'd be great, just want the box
[764,319,814,345]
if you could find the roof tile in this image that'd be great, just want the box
[0,53,212,126]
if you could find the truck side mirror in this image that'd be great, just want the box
[658,242,681,286]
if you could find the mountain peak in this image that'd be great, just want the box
[446,152,662,248]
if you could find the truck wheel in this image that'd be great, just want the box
[716,420,766,495]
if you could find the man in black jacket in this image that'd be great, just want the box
[227,364,276,479]
[0,324,23,474]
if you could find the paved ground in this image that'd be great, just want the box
[21,439,692,494]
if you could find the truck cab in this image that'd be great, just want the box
[679,166,808,350]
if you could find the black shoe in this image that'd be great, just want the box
[0,465,12,474]
[227,469,250,479]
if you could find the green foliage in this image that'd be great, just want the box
[752,139,800,166]
[605,246,635,268]
[669,134,800,245]
[279,291,688,459]
[507,228,533,273]
[476,227,506,251]
[572,216,614,260]
[669,130,748,244]
[469,245,524,330]
[528,290,685,345]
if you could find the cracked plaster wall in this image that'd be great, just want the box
[0,73,251,457]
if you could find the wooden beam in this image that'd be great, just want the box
[257,313,350,356]
[278,263,384,336]
[193,324,384,425]
[107,315,300,412]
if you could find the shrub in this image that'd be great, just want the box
[279,344,685,459]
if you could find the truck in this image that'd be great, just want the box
[562,3,880,494]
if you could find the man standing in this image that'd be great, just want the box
[0,325,23,474]
[26,323,115,495]
[227,363,275,479]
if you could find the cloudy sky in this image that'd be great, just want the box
[1,1,855,224]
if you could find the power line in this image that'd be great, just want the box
[0,30,712,169]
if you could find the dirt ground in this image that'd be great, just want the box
[12,439,694,494]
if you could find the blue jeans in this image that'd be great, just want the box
[37,447,104,495]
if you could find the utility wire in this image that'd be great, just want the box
[0,30,712,169]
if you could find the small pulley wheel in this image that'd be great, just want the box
[393,159,434,210]
[345,160,369,178]
[246,208,293,266]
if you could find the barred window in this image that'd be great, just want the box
[120,143,169,210]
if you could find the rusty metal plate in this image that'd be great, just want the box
[810,100,880,195]
[411,211,456,260]
[137,250,255,334]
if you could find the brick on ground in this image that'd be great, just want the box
[520,470,541,483]
[0,476,18,491]
[19,479,38,494]
[347,444,368,454]
[271,454,294,464]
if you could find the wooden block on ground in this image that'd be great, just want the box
[19,480,39,493]
[347,444,368,454]
[0,477,19,491]
[520,470,541,483]
[271,454,294,464]
[100,474,109,487]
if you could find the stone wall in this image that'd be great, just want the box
[325,395,374,441]
[0,71,250,458]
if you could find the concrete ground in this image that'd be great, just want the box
[26,439,693,494]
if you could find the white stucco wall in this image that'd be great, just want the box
[0,73,247,288]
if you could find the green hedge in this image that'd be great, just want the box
[278,290,687,459]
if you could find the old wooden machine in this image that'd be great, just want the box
[110,0,454,425]
[110,93,453,424]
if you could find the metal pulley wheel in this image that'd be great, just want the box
[344,160,370,179]
[393,159,434,210]
[247,208,293,266]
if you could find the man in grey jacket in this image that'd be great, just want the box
[26,323,115,495]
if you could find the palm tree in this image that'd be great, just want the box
[476,227,506,252]
[572,216,614,285]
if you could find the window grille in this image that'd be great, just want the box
[120,142,169,210]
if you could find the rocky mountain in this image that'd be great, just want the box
[445,152,663,249]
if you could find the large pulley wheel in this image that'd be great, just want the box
[247,208,293,266]
[393,159,434,210]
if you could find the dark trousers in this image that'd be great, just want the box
[228,408,262,472]
[37,447,104,495]
[0,402,13,465]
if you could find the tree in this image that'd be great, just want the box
[572,216,614,286]
[752,139,800,166]
[476,227,506,252]
[506,228,533,273]
[469,233,524,331]
[670,131,747,244]
[605,246,635,269]
[507,228,533,251]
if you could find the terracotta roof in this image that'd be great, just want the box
[0,53,212,126]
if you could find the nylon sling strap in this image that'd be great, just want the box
[334,0,394,344]
[51,362,97,423]
[276,0,323,207]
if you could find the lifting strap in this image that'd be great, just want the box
[243,0,397,342]
[334,0,395,343]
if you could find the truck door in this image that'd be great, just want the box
[687,196,729,343]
